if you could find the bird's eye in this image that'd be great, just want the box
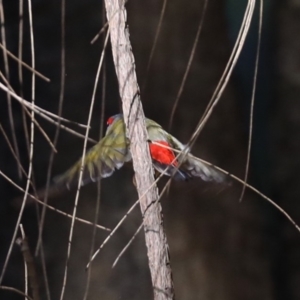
[107,117,114,125]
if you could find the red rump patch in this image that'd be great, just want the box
[149,141,178,166]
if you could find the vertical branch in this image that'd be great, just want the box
[34,0,66,256]
[18,0,31,154]
[0,0,36,285]
[103,1,174,299]
[0,0,22,178]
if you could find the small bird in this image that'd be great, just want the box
[54,114,226,189]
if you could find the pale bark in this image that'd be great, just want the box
[103,1,174,299]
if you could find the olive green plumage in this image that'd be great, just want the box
[54,114,225,189]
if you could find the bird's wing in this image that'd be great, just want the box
[53,120,131,189]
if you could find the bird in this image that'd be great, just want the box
[53,114,226,189]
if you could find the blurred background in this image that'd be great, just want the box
[1,0,300,299]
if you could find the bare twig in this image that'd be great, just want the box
[0,170,111,231]
[142,0,168,93]
[0,123,28,178]
[18,0,31,155]
[239,0,263,202]
[0,0,36,284]
[86,160,170,268]
[58,26,110,300]
[112,175,172,269]
[104,1,174,298]
[112,223,143,268]
[83,11,108,299]
[194,156,300,233]
[91,22,109,44]
[35,0,67,256]
[0,82,88,128]
[19,225,29,298]
[168,0,208,130]
[0,71,57,153]
[16,225,40,300]
[0,286,34,300]
[0,42,50,82]
[0,0,22,179]
[190,0,255,145]
[0,82,97,143]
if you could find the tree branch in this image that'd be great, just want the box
[103,1,174,299]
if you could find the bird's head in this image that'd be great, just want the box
[107,113,123,125]
[106,114,123,133]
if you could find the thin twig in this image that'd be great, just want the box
[142,0,168,93]
[90,2,128,45]
[0,82,89,128]
[86,167,167,269]
[59,28,110,300]
[0,286,34,300]
[39,240,51,300]
[0,42,50,82]
[0,0,22,179]
[0,0,36,284]
[0,123,28,178]
[0,71,57,153]
[35,0,67,256]
[239,0,263,203]
[19,225,29,299]
[83,13,108,300]
[194,156,300,233]
[91,22,109,44]
[112,223,143,268]
[0,170,111,231]
[18,0,31,155]
[112,175,172,268]
[16,225,40,300]
[0,82,97,143]
[168,0,207,130]
[190,0,255,146]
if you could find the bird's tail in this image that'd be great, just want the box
[182,154,228,183]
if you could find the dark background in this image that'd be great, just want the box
[1,0,300,299]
